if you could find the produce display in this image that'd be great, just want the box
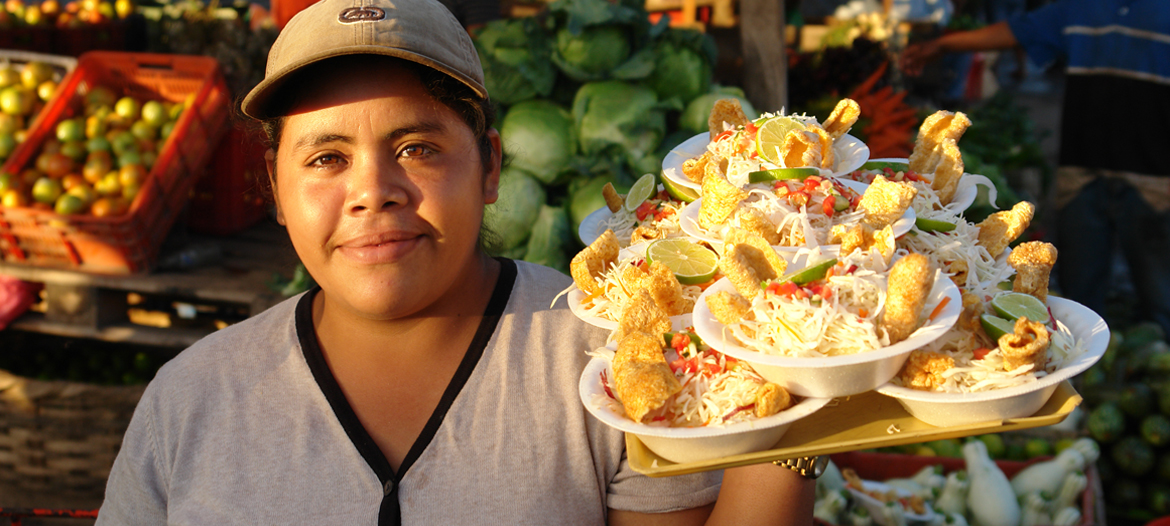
[0,84,187,216]
[0,58,64,164]
[0,0,134,29]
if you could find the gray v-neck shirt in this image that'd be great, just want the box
[97,260,720,525]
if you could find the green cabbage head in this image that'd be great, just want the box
[499,100,575,184]
[483,166,546,251]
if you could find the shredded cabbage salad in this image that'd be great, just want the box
[588,329,787,427]
[600,189,687,247]
[728,250,903,358]
[896,294,1090,393]
[697,177,864,249]
[576,257,702,322]
[900,220,1014,299]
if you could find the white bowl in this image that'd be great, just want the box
[676,179,916,252]
[661,132,871,192]
[578,205,612,247]
[874,296,1108,427]
[692,274,962,398]
[567,286,693,332]
[578,356,831,463]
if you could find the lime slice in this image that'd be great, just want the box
[783,258,838,285]
[662,172,700,203]
[756,116,806,166]
[981,313,1016,341]
[862,161,910,172]
[625,173,657,212]
[990,292,1050,324]
[915,218,957,233]
[747,167,821,183]
[646,238,719,285]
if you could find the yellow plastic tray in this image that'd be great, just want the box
[628,380,1083,477]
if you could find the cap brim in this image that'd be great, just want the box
[241,46,488,121]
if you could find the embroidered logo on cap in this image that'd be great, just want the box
[338,6,385,23]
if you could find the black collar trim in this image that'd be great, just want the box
[295,258,517,488]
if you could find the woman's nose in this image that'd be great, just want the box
[346,153,407,214]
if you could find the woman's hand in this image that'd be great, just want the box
[901,39,943,77]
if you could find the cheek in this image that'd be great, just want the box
[276,177,344,245]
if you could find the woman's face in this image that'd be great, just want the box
[270,62,500,321]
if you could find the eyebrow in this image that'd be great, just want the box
[290,120,449,152]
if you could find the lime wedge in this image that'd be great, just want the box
[625,173,657,212]
[915,218,957,233]
[756,116,806,166]
[981,313,1016,342]
[997,281,1014,291]
[990,292,1050,324]
[747,167,821,183]
[662,172,700,203]
[862,161,910,172]
[646,238,719,285]
[784,258,838,285]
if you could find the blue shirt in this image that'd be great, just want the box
[1008,0,1170,176]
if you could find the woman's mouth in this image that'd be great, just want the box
[335,233,422,264]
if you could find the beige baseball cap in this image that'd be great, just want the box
[241,0,487,120]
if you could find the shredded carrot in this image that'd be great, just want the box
[928,296,951,322]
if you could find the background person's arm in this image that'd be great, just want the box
[901,21,1019,76]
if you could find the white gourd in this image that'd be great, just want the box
[1019,492,1052,526]
[818,460,847,498]
[848,505,874,526]
[944,512,970,526]
[880,501,908,526]
[935,470,969,517]
[1009,448,1085,498]
[1068,437,1100,464]
[814,488,849,524]
[1051,471,1087,513]
[1052,506,1082,526]
[963,440,1020,526]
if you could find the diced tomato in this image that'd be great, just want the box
[845,264,858,274]
[635,201,656,221]
[789,191,810,208]
[671,332,691,353]
[793,287,809,300]
[716,129,735,143]
[656,189,669,200]
[701,361,722,375]
[973,348,992,360]
[774,183,789,196]
[903,170,924,183]
[822,195,836,217]
[778,281,799,297]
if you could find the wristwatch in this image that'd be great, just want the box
[773,456,829,479]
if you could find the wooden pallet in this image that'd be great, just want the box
[0,220,301,349]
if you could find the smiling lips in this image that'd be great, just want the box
[336,232,423,264]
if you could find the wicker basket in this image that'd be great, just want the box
[0,369,144,499]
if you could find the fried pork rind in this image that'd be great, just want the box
[630,224,665,245]
[613,289,672,343]
[946,259,970,290]
[807,124,836,170]
[681,151,712,184]
[831,223,895,264]
[699,171,747,230]
[908,110,972,173]
[859,176,917,230]
[706,290,753,325]
[976,201,1035,259]
[754,382,793,418]
[613,331,682,423]
[724,228,788,275]
[735,207,781,245]
[1008,241,1058,302]
[881,253,935,344]
[929,138,964,205]
[898,350,955,390]
[570,229,619,295]
[959,290,986,334]
[708,98,750,140]
[781,130,823,169]
[998,316,1050,372]
[823,98,861,140]
[602,182,623,213]
[642,261,688,316]
[718,228,789,298]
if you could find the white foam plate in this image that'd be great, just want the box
[578,356,831,463]
[676,179,916,252]
[875,296,1108,427]
[567,286,693,331]
[661,132,871,192]
[692,273,962,398]
[578,205,614,247]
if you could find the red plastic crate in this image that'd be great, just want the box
[187,123,269,236]
[0,51,231,274]
[825,451,1099,526]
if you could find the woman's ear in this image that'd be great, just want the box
[265,148,285,225]
[483,129,502,205]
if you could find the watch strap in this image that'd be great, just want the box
[772,456,827,479]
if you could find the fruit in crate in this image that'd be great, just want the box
[0,87,188,217]
[0,60,68,165]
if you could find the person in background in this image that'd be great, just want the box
[901,0,1170,336]
[95,0,819,523]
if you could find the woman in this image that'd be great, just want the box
[97,0,816,523]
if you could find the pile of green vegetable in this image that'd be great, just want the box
[474,0,753,272]
[1079,321,1170,523]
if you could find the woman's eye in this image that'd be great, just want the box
[310,154,344,167]
[400,144,433,158]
